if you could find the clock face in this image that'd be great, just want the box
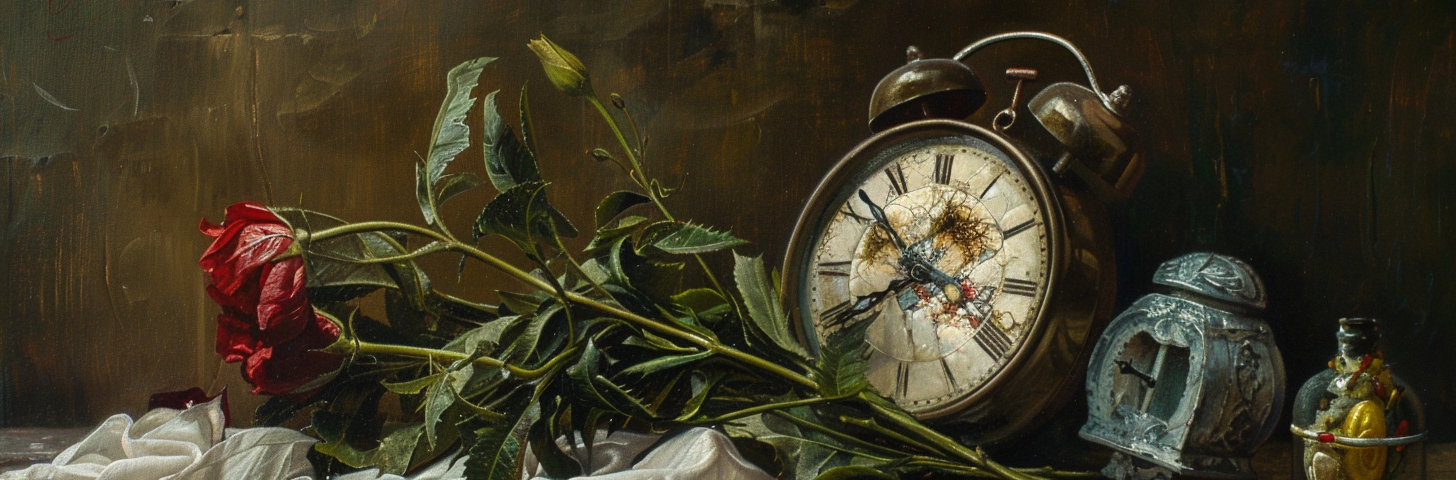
[799,132,1053,416]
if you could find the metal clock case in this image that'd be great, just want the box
[1080,253,1286,479]
[782,33,1133,445]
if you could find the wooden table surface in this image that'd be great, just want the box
[0,428,91,472]
[1,427,1451,477]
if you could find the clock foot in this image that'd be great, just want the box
[1103,452,1176,480]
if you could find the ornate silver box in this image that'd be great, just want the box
[1080,253,1286,479]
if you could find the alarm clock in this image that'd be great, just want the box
[782,32,1140,444]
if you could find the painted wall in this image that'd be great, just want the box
[2,0,1453,446]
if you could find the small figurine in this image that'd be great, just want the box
[1290,318,1425,480]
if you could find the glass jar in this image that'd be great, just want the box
[1290,318,1425,480]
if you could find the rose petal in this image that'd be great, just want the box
[215,313,258,363]
[147,387,232,427]
[254,258,310,339]
[243,317,342,396]
[207,283,260,316]
[199,218,226,237]
[208,223,292,296]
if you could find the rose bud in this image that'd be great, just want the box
[527,34,593,97]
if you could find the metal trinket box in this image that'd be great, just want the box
[1081,253,1286,479]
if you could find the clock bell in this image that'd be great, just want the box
[1080,252,1286,479]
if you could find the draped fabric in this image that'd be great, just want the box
[338,428,774,480]
[0,399,314,480]
[2,400,772,480]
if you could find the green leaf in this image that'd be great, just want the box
[584,215,649,257]
[595,191,651,229]
[255,370,372,427]
[462,393,538,480]
[594,375,659,417]
[617,350,713,378]
[423,363,474,448]
[421,57,496,226]
[382,373,443,395]
[443,314,524,354]
[672,287,728,313]
[436,172,484,206]
[471,181,577,253]
[566,341,655,418]
[500,309,552,365]
[813,466,898,480]
[725,410,856,480]
[519,84,538,157]
[482,90,542,192]
[599,235,686,305]
[815,318,872,397]
[529,411,582,478]
[497,290,549,317]
[309,385,407,473]
[673,370,727,421]
[415,162,433,229]
[637,221,749,256]
[384,290,431,337]
[315,423,424,475]
[733,252,812,360]
[273,208,429,300]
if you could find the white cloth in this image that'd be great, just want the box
[0,398,315,480]
[338,428,773,480]
[4,400,771,480]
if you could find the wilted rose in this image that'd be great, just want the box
[200,202,341,395]
[527,34,593,97]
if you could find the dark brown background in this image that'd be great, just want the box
[2,0,1453,447]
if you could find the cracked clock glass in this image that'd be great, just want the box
[804,135,1050,416]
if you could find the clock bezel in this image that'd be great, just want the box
[782,118,1069,420]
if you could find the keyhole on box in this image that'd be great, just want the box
[1114,333,1191,421]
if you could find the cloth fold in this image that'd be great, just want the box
[0,398,315,480]
[3,401,772,480]
[339,428,774,480]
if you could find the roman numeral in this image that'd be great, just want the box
[940,358,957,384]
[897,362,912,398]
[885,163,908,195]
[1003,219,1036,239]
[979,172,1002,198]
[840,204,871,223]
[1003,278,1037,297]
[934,154,954,184]
[818,260,851,277]
[973,323,1013,358]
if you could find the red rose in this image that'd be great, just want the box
[200,202,341,395]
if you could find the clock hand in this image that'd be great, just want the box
[1114,359,1158,388]
[858,189,909,251]
[822,277,915,330]
[856,190,981,309]
[857,190,953,287]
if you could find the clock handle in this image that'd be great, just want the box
[952,31,1127,116]
[956,31,1144,200]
